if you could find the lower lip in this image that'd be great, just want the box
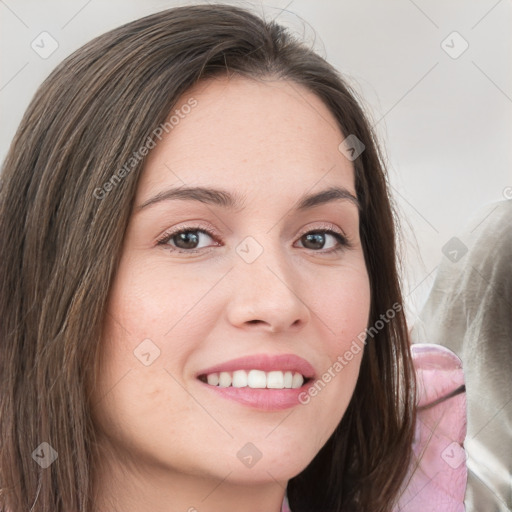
[197,380,312,411]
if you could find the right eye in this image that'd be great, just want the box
[156,226,220,253]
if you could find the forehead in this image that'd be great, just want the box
[137,75,356,204]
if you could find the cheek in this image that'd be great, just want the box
[303,263,370,433]
[90,311,199,459]
[110,254,221,338]
[313,262,371,351]
[90,254,212,432]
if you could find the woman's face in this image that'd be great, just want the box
[92,75,370,496]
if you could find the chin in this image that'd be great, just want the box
[227,450,315,484]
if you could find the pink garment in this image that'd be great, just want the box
[281,343,467,512]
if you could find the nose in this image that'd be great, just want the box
[225,241,311,333]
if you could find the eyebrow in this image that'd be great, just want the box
[136,185,360,212]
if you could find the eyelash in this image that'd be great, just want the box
[156,223,353,255]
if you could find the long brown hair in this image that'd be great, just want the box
[0,4,416,511]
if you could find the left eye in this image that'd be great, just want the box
[296,230,347,251]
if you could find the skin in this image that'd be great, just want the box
[90,75,371,512]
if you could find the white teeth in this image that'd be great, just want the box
[202,370,306,389]
[247,369,266,388]
[207,373,219,386]
[283,371,293,388]
[218,371,232,387]
[266,371,284,389]
[232,370,248,388]
[291,372,304,388]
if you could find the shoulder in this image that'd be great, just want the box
[396,343,467,512]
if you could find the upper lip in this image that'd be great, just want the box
[196,353,316,379]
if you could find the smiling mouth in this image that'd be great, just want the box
[198,369,311,389]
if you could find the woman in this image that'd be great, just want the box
[0,4,465,511]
